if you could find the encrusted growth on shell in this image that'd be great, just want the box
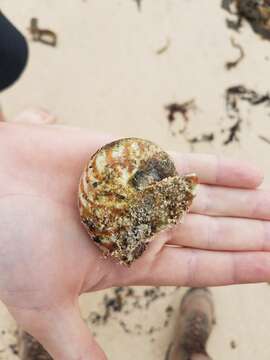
[78,138,197,265]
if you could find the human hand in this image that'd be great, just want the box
[0,111,269,359]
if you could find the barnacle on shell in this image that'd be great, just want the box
[78,138,198,265]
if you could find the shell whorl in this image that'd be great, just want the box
[78,138,197,265]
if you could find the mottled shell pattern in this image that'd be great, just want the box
[78,138,198,265]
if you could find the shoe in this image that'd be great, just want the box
[166,288,215,360]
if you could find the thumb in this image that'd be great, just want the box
[12,107,57,124]
[11,303,107,360]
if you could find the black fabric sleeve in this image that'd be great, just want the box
[0,11,29,91]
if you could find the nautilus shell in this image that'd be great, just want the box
[78,138,198,265]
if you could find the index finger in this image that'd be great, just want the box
[169,152,264,189]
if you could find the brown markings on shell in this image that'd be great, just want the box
[123,141,132,173]
[91,157,101,182]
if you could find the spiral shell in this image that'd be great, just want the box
[78,138,198,265]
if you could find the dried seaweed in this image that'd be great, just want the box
[223,119,242,145]
[188,133,215,144]
[133,0,142,11]
[222,0,235,12]
[156,38,171,55]
[9,343,18,356]
[222,0,244,30]
[222,0,270,39]
[258,134,270,144]
[225,38,245,70]
[164,86,270,148]
[86,286,179,336]
[19,332,52,360]
[226,85,270,107]
[165,100,216,149]
[222,86,245,145]
[165,100,196,134]
[223,85,270,144]
[28,18,57,47]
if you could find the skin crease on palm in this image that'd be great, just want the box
[0,109,270,360]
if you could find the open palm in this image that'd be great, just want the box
[0,117,269,359]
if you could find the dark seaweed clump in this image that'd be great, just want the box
[224,85,270,144]
[133,0,142,11]
[222,0,270,40]
[86,286,179,337]
[165,86,270,148]
[28,18,57,47]
[225,38,245,70]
